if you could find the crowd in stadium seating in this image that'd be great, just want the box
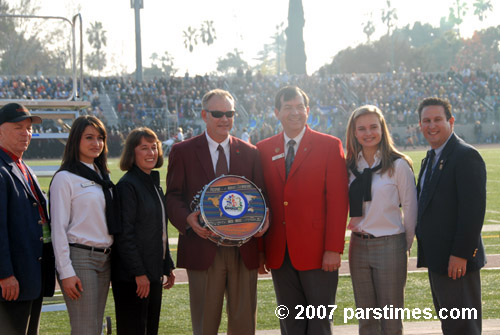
[2,66,500,159]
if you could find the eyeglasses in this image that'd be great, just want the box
[206,110,235,118]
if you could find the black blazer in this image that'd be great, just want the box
[112,165,174,283]
[0,150,55,301]
[416,133,487,274]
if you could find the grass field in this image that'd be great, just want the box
[30,145,500,334]
[39,270,500,334]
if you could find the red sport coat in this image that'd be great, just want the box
[166,133,265,271]
[256,126,349,271]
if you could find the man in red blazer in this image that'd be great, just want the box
[166,89,268,335]
[256,86,349,335]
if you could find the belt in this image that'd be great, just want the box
[352,232,377,239]
[69,243,111,254]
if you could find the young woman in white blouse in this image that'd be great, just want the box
[345,106,417,335]
[50,116,121,334]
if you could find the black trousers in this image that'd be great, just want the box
[428,269,482,335]
[0,293,43,335]
[112,280,163,335]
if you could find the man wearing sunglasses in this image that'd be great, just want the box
[166,89,268,335]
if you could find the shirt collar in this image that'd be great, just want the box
[0,146,20,163]
[356,150,382,168]
[433,132,453,158]
[205,131,230,154]
[283,126,306,148]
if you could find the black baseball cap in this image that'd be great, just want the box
[0,103,42,126]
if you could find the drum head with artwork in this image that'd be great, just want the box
[199,175,266,244]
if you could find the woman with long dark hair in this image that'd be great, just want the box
[50,115,121,334]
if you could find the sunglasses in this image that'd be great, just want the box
[206,110,235,118]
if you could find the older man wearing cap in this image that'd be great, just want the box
[0,103,55,335]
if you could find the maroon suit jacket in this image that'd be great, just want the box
[166,133,265,271]
[256,126,349,271]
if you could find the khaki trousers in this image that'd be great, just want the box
[187,246,257,335]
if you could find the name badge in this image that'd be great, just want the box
[272,153,285,161]
[81,181,96,188]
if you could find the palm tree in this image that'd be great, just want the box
[199,20,217,46]
[381,0,398,36]
[363,13,376,43]
[473,0,493,21]
[448,0,468,37]
[85,21,107,75]
[150,52,159,66]
[183,26,198,53]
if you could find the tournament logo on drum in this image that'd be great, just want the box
[219,190,248,219]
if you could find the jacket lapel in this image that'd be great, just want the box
[420,134,458,213]
[194,134,216,181]
[228,136,241,175]
[9,159,35,198]
[270,134,286,183]
[416,156,427,195]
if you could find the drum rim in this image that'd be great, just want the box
[199,174,267,241]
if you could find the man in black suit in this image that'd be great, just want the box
[416,97,486,335]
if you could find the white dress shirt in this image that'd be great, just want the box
[50,162,113,279]
[205,131,230,174]
[348,151,418,249]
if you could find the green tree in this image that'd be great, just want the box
[473,0,493,21]
[85,21,107,76]
[254,25,286,75]
[0,0,67,76]
[216,48,248,74]
[285,0,307,74]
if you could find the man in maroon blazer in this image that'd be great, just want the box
[256,86,349,335]
[166,89,268,335]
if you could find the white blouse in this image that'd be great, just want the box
[50,163,113,279]
[348,152,418,249]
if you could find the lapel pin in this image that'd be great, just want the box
[439,160,444,170]
[275,147,280,153]
[236,149,240,155]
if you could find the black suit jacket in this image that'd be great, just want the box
[112,166,175,284]
[166,133,265,271]
[416,133,487,274]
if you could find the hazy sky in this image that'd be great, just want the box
[11,0,499,75]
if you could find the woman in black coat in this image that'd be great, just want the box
[112,127,175,335]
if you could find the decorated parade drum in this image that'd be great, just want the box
[190,175,267,246]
